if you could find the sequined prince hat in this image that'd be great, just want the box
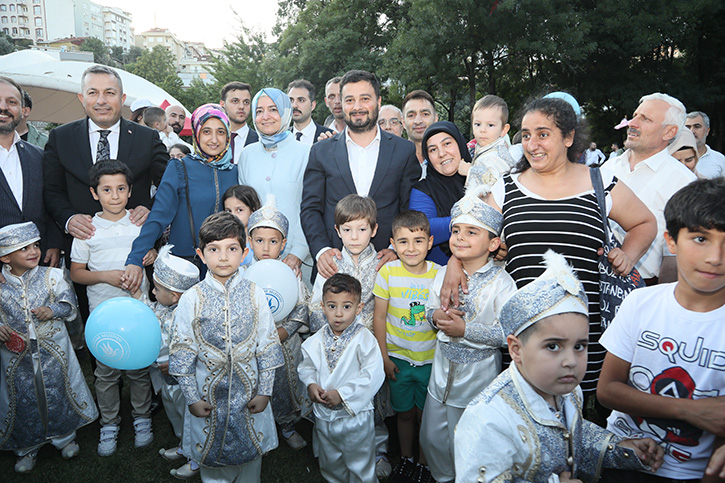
[500,250,588,336]
[248,194,289,238]
[450,185,503,236]
[153,245,200,293]
[0,222,40,257]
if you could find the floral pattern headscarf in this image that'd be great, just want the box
[251,88,293,149]
[189,103,233,170]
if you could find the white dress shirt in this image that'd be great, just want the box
[292,120,317,145]
[345,127,381,197]
[231,125,250,164]
[609,147,697,278]
[0,131,23,208]
[696,145,725,179]
[88,119,120,163]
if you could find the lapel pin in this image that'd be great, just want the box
[128,130,132,134]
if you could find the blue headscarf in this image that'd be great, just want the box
[252,88,293,149]
[189,103,234,170]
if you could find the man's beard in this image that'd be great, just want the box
[345,107,379,134]
[170,122,183,134]
[0,110,20,134]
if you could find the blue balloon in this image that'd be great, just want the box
[85,297,162,370]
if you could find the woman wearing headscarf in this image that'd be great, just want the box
[238,88,312,279]
[124,104,239,284]
[408,121,471,265]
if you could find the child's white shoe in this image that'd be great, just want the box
[170,461,200,480]
[133,417,154,447]
[282,430,307,450]
[160,446,184,461]
[61,441,80,459]
[14,451,38,473]
[97,424,120,457]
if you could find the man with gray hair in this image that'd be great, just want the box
[378,104,404,137]
[323,76,346,133]
[609,93,697,284]
[685,111,725,178]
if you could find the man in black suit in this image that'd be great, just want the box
[219,81,258,164]
[43,65,167,244]
[0,76,62,266]
[288,79,333,145]
[301,70,421,279]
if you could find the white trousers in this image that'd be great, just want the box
[160,383,185,440]
[316,410,377,483]
[199,456,262,483]
[419,395,464,483]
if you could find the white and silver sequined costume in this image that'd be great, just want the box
[169,271,284,468]
[421,260,518,482]
[466,136,516,192]
[298,321,385,483]
[455,364,648,483]
[0,265,98,452]
[309,244,378,333]
[272,277,313,431]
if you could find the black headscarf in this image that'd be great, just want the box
[414,121,472,217]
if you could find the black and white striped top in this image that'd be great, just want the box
[500,173,616,393]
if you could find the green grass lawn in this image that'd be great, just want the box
[1,349,376,482]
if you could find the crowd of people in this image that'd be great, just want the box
[0,63,724,483]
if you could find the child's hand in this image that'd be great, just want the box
[384,357,399,381]
[31,306,54,321]
[457,161,471,176]
[104,270,126,288]
[157,362,169,376]
[143,249,158,266]
[0,324,15,342]
[706,442,725,480]
[247,394,270,414]
[606,247,634,276]
[322,389,342,408]
[436,309,466,337]
[619,438,664,471]
[684,396,725,437]
[277,327,289,343]
[308,383,326,404]
[189,400,212,418]
[558,471,582,482]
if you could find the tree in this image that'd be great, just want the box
[80,37,112,65]
[129,45,184,101]
[0,32,14,55]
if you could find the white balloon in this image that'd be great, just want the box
[243,259,299,322]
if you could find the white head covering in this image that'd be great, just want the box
[153,245,200,293]
[0,222,40,257]
[450,185,503,236]
[500,250,589,336]
[248,194,289,238]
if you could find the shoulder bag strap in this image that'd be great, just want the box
[589,166,609,240]
[178,159,198,250]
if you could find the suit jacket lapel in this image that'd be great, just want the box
[367,130,393,199]
[18,142,34,213]
[334,133,357,194]
[75,118,94,171]
[0,154,19,212]
[117,118,133,161]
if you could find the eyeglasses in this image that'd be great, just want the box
[378,118,402,127]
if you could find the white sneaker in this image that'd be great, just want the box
[170,462,200,480]
[97,424,120,457]
[160,446,185,461]
[133,417,154,448]
[283,431,307,450]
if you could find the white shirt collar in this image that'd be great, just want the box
[233,124,249,135]
[293,120,316,138]
[2,131,21,152]
[88,118,121,135]
[345,125,381,149]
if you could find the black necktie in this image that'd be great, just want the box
[295,132,303,141]
[230,132,238,162]
[96,130,110,162]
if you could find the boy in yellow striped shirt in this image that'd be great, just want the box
[373,210,441,482]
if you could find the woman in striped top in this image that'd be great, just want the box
[443,96,656,402]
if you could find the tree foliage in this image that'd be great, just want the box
[80,37,112,65]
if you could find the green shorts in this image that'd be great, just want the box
[388,358,432,412]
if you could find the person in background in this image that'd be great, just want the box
[685,111,725,179]
[130,98,152,125]
[15,90,47,148]
[402,90,439,167]
[379,104,404,137]
[220,81,259,164]
[667,128,701,175]
[168,143,190,160]
[323,76,345,133]
[288,79,332,145]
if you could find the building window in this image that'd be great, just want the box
[2,27,7,34]
[33,5,40,14]
[11,16,15,23]
[1,17,6,24]
[35,28,42,36]
[0,5,6,11]
[34,17,41,26]
[9,4,14,11]
[12,27,17,34]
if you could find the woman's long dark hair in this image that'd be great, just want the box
[513,96,589,172]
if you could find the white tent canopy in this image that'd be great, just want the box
[0,50,189,124]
